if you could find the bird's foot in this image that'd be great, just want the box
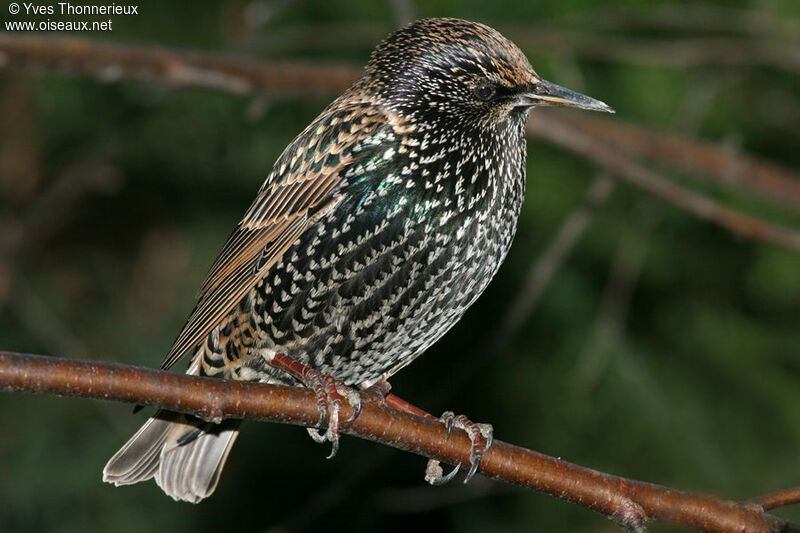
[304,376,393,458]
[301,370,345,458]
[425,412,493,486]
[267,352,391,459]
[349,379,392,421]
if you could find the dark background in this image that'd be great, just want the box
[1,1,800,531]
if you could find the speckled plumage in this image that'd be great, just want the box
[104,17,612,503]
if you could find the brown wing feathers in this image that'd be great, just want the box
[161,102,389,371]
[160,216,307,371]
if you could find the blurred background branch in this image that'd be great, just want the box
[2,35,798,254]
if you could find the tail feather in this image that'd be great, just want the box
[156,419,239,503]
[103,411,240,503]
[103,413,171,485]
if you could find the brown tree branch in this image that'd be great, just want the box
[0,350,798,533]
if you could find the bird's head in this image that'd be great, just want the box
[361,18,613,128]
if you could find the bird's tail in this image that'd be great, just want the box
[103,410,240,503]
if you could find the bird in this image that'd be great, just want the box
[103,17,613,503]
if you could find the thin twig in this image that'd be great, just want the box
[575,75,718,387]
[504,30,800,71]
[574,206,654,387]
[6,280,88,356]
[17,143,123,256]
[0,129,123,359]
[553,113,800,212]
[1,350,798,533]
[0,138,122,336]
[750,487,800,511]
[0,35,362,96]
[527,114,800,254]
[495,174,615,348]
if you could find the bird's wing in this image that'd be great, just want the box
[160,101,397,371]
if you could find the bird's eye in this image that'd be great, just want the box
[474,83,496,101]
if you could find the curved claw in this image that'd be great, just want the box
[346,396,362,423]
[431,463,461,486]
[464,425,494,482]
[442,411,455,441]
[339,377,382,424]
[464,454,482,483]
[325,437,339,460]
[432,413,493,485]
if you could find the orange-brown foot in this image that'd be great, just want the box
[267,353,392,458]
[425,412,493,485]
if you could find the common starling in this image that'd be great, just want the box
[103,17,613,502]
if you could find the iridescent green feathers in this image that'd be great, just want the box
[161,102,407,371]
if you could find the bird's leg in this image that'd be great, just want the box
[383,396,494,485]
[384,393,438,419]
